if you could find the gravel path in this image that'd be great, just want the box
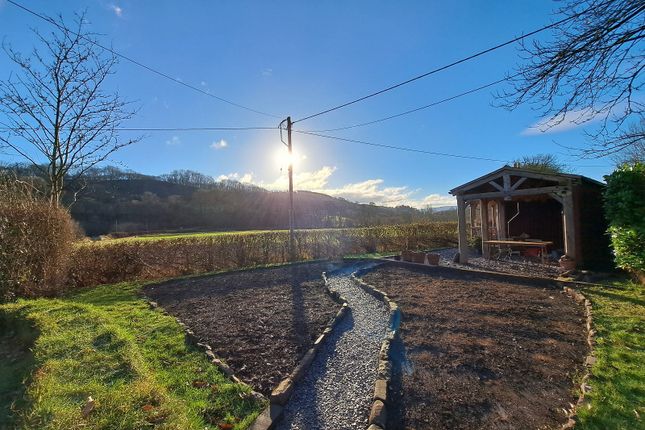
[276,263,390,430]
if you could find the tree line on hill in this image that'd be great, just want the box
[1,164,456,236]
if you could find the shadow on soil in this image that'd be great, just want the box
[288,265,310,353]
[387,334,413,429]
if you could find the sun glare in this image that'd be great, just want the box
[274,147,305,170]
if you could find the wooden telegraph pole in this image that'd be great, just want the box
[281,116,296,261]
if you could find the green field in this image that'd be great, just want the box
[100,229,279,243]
[94,226,398,244]
[0,282,264,430]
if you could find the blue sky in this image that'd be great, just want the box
[0,0,617,207]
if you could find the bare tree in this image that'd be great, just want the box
[512,153,569,173]
[0,13,138,206]
[612,120,645,163]
[501,0,644,157]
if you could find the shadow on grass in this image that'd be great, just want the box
[586,288,645,307]
[0,311,37,429]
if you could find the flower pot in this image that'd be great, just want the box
[426,253,440,265]
[559,256,576,271]
[410,252,426,264]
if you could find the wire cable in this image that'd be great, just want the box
[0,125,276,132]
[301,74,517,133]
[6,0,281,119]
[294,130,510,163]
[294,15,579,124]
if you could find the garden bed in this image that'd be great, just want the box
[361,263,589,429]
[144,262,341,395]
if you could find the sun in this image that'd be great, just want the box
[274,146,306,170]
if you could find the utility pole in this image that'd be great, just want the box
[280,116,296,261]
[287,116,295,261]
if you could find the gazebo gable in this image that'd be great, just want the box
[449,166,576,201]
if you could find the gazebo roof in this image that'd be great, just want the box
[449,165,604,196]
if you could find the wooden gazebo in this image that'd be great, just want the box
[449,166,611,269]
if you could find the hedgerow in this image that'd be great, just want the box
[0,176,76,301]
[604,162,645,281]
[68,222,457,289]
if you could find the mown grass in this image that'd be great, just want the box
[576,279,644,429]
[0,282,264,430]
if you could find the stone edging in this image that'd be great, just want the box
[250,268,350,430]
[560,286,595,430]
[146,299,264,401]
[350,264,401,430]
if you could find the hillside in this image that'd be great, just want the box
[56,167,457,235]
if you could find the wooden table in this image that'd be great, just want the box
[484,240,554,264]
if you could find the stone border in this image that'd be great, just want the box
[250,267,350,430]
[560,287,595,430]
[350,264,400,430]
[147,299,265,401]
[354,258,597,430]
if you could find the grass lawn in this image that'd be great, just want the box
[0,282,264,430]
[576,279,644,429]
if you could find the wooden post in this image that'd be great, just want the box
[562,191,577,262]
[497,200,506,239]
[457,196,469,263]
[480,199,490,258]
[469,200,477,237]
[287,117,295,261]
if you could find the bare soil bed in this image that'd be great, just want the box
[361,263,588,430]
[144,262,340,395]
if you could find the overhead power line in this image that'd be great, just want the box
[294,130,510,163]
[6,0,281,119]
[294,15,579,124]
[302,74,517,133]
[0,125,276,132]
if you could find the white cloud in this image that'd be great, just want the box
[262,68,273,77]
[522,109,601,136]
[414,193,458,208]
[217,172,254,183]
[216,166,455,209]
[260,166,336,191]
[165,136,181,146]
[210,139,228,150]
[109,4,123,17]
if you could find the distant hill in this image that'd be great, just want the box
[431,205,457,212]
[69,178,456,235]
[3,164,456,236]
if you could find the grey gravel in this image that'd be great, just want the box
[434,247,561,278]
[276,263,389,430]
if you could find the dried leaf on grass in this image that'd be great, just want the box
[81,396,95,418]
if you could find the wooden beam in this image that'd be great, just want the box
[461,186,565,201]
[497,200,506,239]
[503,174,511,192]
[481,199,490,258]
[562,191,577,262]
[510,177,527,190]
[457,196,469,263]
[549,192,564,204]
[489,181,504,192]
